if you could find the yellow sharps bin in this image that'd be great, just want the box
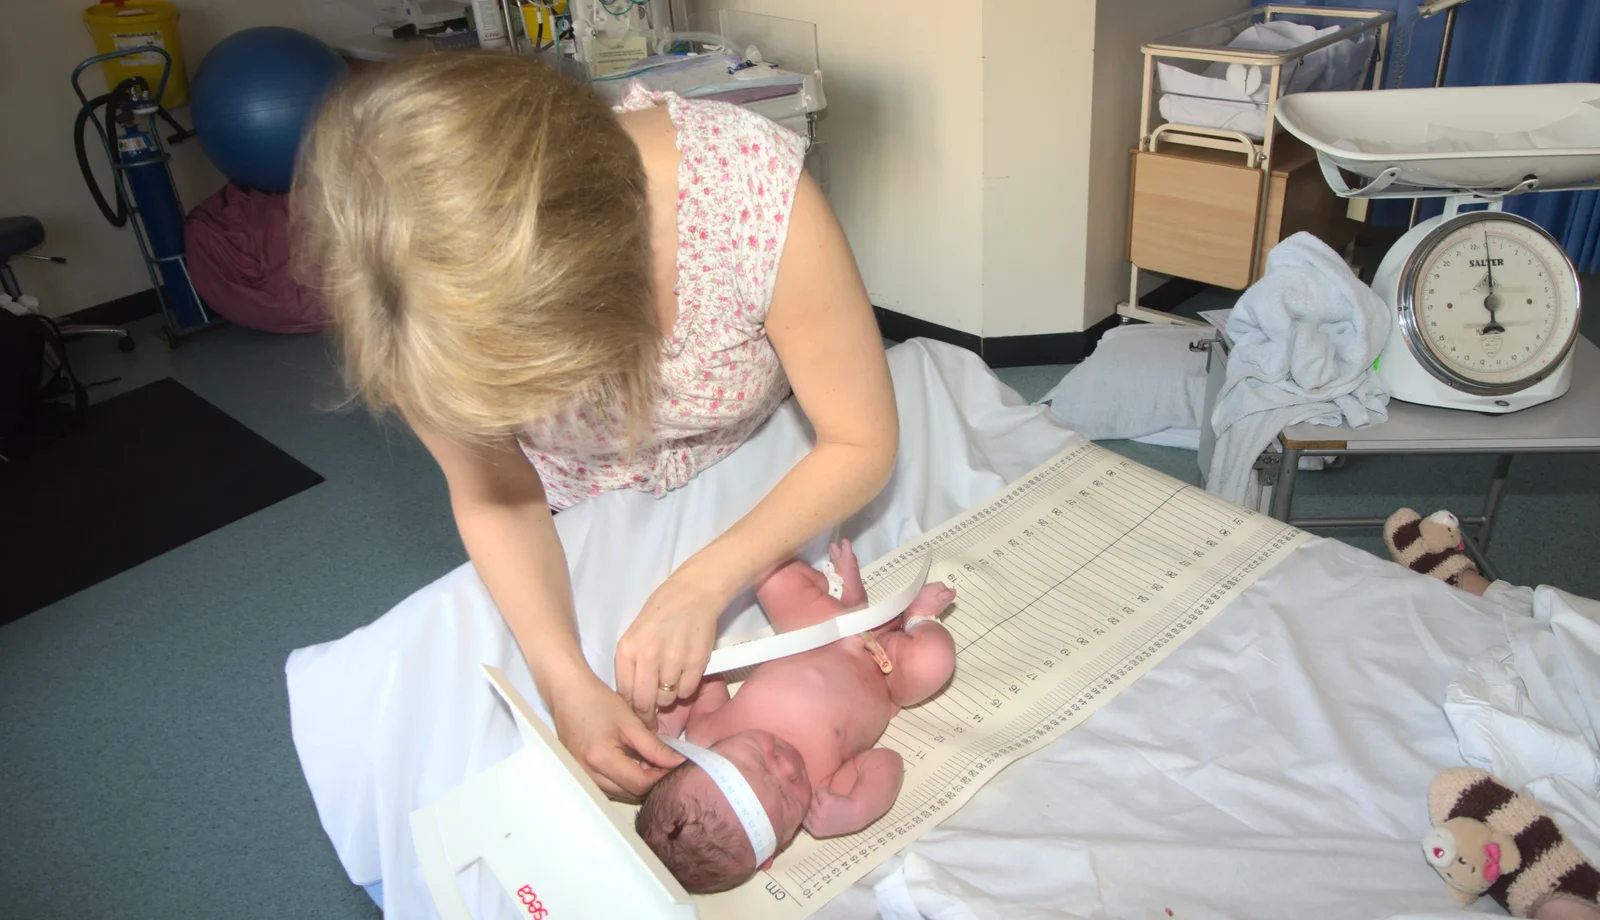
[82,1,190,107]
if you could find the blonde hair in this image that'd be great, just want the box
[291,51,659,442]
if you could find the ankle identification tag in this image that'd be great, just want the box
[703,556,931,676]
[660,736,778,865]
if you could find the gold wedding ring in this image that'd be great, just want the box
[659,681,677,694]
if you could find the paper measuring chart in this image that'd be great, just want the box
[698,442,1309,918]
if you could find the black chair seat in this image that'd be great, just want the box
[0,216,45,259]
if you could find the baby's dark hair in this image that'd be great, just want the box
[635,761,755,894]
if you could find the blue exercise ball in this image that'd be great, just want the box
[189,27,348,194]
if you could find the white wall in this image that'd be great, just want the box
[979,1,1096,339]
[0,0,336,319]
[691,0,1251,339]
[688,0,986,335]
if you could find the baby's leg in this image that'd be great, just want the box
[880,584,957,707]
[756,559,844,632]
[828,540,868,608]
[902,581,955,627]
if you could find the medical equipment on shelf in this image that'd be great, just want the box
[469,0,510,48]
[1277,84,1600,413]
[409,439,1305,919]
[399,0,469,33]
[517,0,568,52]
[1120,6,1393,324]
[583,8,827,153]
[565,0,659,78]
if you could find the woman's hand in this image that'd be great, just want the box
[549,673,684,801]
[615,565,735,726]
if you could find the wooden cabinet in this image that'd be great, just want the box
[1127,134,1357,291]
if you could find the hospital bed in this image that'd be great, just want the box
[286,338,1585,919]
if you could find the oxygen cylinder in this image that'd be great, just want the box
[115,93,204,328]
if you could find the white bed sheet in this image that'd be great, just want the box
[286,338,1528,920]
[843,535,1526,920]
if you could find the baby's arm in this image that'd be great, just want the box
[802,748,904,838]
[658,678,732,739]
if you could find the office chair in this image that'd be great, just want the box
[0,216,134,351]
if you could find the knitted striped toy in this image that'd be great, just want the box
[1427,767,1600,916]
[1385,508,1478,587]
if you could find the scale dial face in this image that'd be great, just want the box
[1398,211,1582,395]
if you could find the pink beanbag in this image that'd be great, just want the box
[185,182,324,334]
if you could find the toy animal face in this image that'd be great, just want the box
[1425,828,1494,896]
[1423,820,1519,901]
[1420,511,1464,553]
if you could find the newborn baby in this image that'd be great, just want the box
[636,540,957,893]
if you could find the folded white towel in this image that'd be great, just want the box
[1206,232,1390,505]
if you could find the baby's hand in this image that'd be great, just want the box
[802,749,903,838]
[657,678,732,740]
[656,698,694,739]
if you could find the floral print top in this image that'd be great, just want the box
[520,86,808,510]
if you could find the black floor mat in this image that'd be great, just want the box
[0,378,323,624]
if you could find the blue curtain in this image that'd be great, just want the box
[1250,0,1600,272]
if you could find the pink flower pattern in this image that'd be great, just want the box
[520,88,807,510]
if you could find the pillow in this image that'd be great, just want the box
[1041,324,1214,441]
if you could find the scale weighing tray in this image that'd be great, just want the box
[1274,83,1600,197]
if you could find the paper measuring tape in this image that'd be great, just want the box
[660,736,778,865]
[702,555,932,676]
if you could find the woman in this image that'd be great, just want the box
[292,51,897,802]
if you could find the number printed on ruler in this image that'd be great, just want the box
[725,442,1308,912]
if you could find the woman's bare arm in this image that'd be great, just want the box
[614,170,900,718]
[415,427,681,799]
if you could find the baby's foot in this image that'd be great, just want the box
[1385,507,1479,587]
[1429,767,1600,917]
[904,583,956,629]
[829,540,860,582]
[829,540,867,607]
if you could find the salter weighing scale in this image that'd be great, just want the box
[1276,83,1600,413]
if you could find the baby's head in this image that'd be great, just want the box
[636,730,812,893]
[290,51,659,442]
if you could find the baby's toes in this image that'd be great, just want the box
[832,541,861,574]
